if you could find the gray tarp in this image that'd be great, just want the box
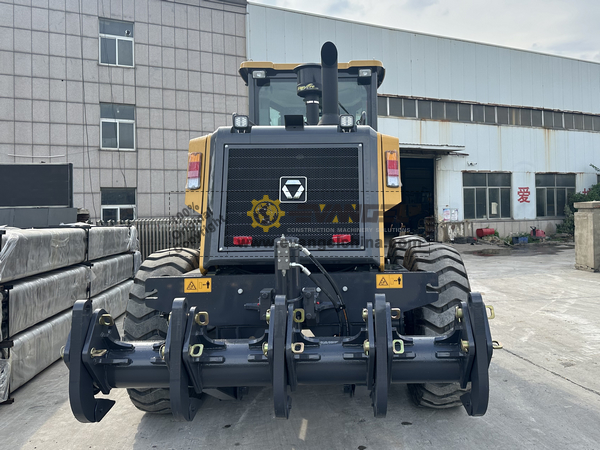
[89,252,136,296]
[88,226,139,261]
[7,266,88,338]
[0,226,139,283]
[5,252,139,339]
[8,279,132,391]
[0,228,86,283]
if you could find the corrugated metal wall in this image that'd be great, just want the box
[247,4,600,114]
[246,4,600,225]
[97,218,203,260]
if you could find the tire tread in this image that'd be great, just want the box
[393,241,471,408]
[123,248,200,414]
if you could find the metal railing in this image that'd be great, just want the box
[96,218,203,260]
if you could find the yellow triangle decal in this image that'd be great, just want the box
[332,215,339,223]
[320,204,326,212]
[352,204,357,210]
[348,217,353,223]
[187,281,197,291]
[378,277,389,286]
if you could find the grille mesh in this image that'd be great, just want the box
[224,147,360,248]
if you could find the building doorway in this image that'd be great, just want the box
[385,158,435,239]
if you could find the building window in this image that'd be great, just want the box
[536,174,575,217]
[403,99,416,117]
[99,18,134,67]
[100,103,135,150]
[445,102,459,121]
[431,101,445,120]
[101,188,136,221]
[472,105,484,123]
[497,107,509,125]
[418,100,432,119]
[377,96,388,116]
[463,172,511,220]
[458,103,471,122]
[377,95,600,134]
[389,97,402,116]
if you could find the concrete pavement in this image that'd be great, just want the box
[1,243,599,450]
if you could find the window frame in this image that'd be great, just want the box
[100,188,136,221]
[100,103,136,151]
[535,174,575,218]
[463,172,512,220]
[375,95,600,134]
[98,20,134,68]
[100,205,136,221]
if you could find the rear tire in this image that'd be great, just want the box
[397,241,471,408]
[123,248,199,414]
[387,235,427,267]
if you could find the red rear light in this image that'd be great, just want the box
[332,234,351,244]
[385,150,400,188]
[187,152,202,190]
[233,236,253,246]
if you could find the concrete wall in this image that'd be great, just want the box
[574,201,600,271]
[0,0,248,220]
[438,218,563,242]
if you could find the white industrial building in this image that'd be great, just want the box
[246,3,600,239]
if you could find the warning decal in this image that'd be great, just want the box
[376,274,403,289]
[184,278,212,293]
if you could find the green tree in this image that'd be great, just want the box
[559,163,600,234]
[556,204,575,234]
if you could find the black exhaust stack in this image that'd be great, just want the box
[318,41,339,125]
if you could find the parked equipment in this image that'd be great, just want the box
[64,42,495,422]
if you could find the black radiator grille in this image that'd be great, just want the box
[223,147,361,249]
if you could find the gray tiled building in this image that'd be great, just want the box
[0,0,248,220]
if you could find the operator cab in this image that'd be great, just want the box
[239,60,385,130]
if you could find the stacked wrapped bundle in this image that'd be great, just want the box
[0,226,141,397]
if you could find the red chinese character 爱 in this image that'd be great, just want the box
[517,187,530,203]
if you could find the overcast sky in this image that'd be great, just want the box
[252,0,600,63]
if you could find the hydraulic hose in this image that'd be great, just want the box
[290,262,343,331]
[291,246,350,335]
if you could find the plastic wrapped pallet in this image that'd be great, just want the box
[92,278,132,318]
[7,266,88,337]
[0,292,5,342]
[133,250,142,274]
[6,252,137,338]
[0,359,9,402]
[88,226,139,261]
[89,252,136,297]
[8,308,71,392]
[0,228,86,283]
[8,279,132,391]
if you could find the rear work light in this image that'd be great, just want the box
[339,114,355,129]
[233,236,253,246]
[332,234,351,244]
[385,150,400,188]
[187,152,202,190]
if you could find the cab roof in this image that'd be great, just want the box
[239,60,385,87]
